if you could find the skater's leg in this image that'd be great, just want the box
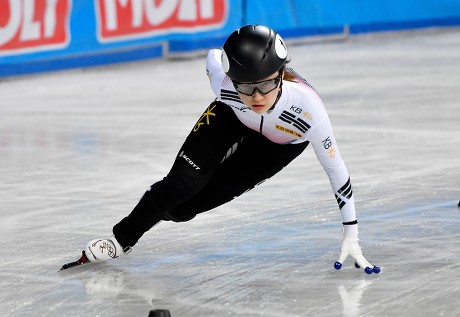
[113,101,246,248]
[166,130,309,222]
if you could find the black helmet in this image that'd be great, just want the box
[222,25,288,83]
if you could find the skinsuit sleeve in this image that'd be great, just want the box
[206,49,226,97]
[307,114,357,223]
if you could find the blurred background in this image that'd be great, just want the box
[2,0,460,78]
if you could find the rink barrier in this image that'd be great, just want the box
[0,43,165,77]
[1,0,460,78]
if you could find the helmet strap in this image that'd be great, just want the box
[269,83,283,111]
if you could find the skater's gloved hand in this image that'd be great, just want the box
[334,223,380,274]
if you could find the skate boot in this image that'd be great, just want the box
[85,235,131,262]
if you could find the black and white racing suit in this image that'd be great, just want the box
[113,49,356,249]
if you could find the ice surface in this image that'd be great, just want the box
[1,28,459,317]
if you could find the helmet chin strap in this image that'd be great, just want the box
[269,78,283,111]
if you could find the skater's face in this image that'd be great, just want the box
[234,71,282,114]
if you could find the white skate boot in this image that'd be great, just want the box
[85,235,130,262]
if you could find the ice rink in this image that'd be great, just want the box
[1,28,459,317]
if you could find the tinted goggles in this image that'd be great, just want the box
[232,74,282,96]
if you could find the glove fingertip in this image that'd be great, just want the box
[334,262,342,270]
[354,262,360,269]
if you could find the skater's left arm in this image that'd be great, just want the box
[307,113,380,274]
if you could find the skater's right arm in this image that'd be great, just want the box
[206,49,226,97]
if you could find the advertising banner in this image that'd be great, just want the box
[0,0,71,56]
[95,0,228,43]
[1,0,460,77]
[0,0,235,76]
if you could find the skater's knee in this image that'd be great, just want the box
[161,212,196,223]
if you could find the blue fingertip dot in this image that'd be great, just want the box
[364,267,373,274]
[372,266,381,274]
[354,262,361,269]
[334,262,342,270]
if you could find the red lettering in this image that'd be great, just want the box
[96,0,227,42]
[0,0,70,55]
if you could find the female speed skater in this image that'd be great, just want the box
[80,25,380,274]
